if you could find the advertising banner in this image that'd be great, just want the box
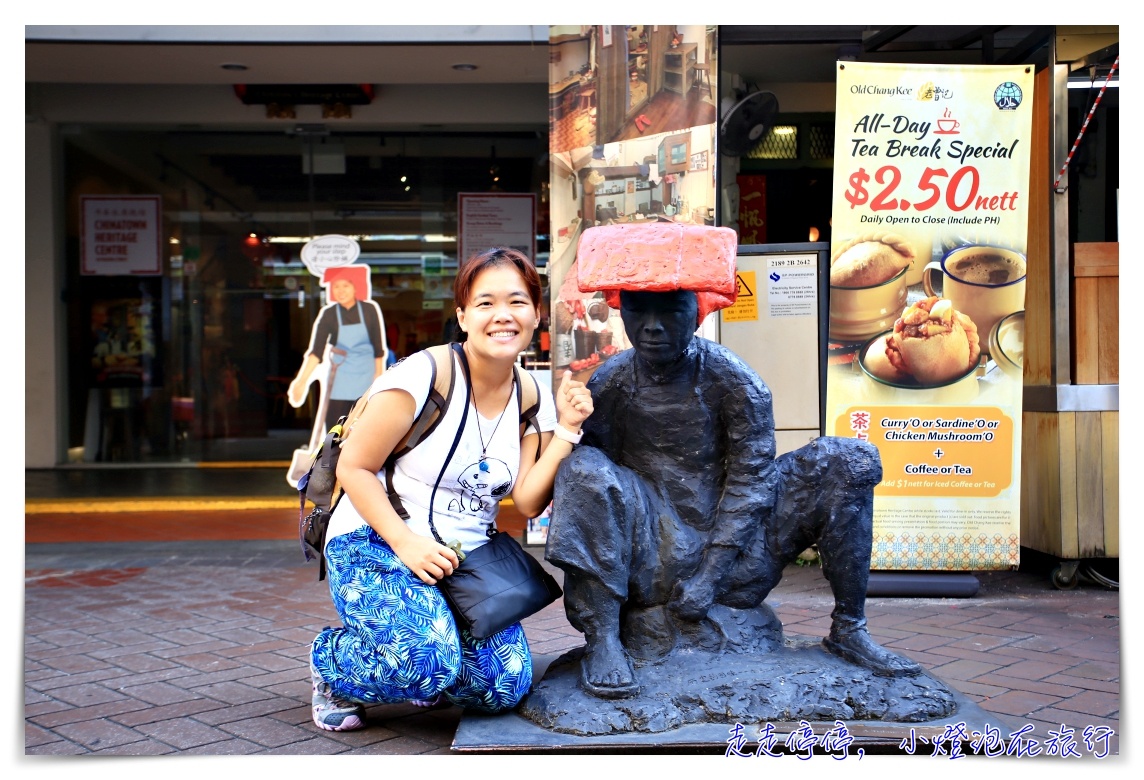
[825,62,1034,570]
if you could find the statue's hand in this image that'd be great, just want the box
[669,575,717,622]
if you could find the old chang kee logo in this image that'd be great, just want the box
[850,83,914,97]
[849,81,954,101]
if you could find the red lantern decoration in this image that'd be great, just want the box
[241,232,271,261]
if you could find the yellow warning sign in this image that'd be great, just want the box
[723,270,758,322]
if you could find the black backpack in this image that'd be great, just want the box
[298,342,541,580]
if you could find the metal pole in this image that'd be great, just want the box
[307,136,316,241]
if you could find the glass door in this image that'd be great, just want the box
[62,127,548,465]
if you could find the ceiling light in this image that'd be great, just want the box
[452,63,478,71]
[1068,79,1118,89]
[220,63,249,71]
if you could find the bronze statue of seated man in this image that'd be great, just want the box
[546,225,922,700]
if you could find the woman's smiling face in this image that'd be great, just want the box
[331,279,356,307]
[457,263,538,358]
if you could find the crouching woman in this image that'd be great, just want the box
[308,247,593,730]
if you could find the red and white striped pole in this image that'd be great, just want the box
[1053,55,1119,194]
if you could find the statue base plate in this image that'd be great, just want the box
[453,649,1016,754]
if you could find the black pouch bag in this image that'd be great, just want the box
[436,530,562,640]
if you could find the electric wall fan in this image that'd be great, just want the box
[719,90,780,156]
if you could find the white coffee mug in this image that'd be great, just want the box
[923,245,1026,350]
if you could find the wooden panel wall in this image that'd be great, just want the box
[1020,409,1119,559]
[1074,411,1105,556]
[1021,412,1063,555]
[1072,242,1119,384]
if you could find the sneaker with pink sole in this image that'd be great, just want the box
[310,653,366,731]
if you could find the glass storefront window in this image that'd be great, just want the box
[63,128,550,464]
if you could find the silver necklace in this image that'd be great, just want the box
[470,375,514,472]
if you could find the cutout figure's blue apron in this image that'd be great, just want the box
[329,302,374,401]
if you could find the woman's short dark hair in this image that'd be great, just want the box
[454,247,542,311]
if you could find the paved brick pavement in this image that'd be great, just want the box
[24,538,1121,759]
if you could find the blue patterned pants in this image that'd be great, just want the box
[311,526,533,713]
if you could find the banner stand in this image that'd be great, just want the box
[866,572,980,598]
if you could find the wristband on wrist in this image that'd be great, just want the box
[553,424,583,444]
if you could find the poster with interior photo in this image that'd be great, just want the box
[548,26,717,154]
[825,62,1034,571]
[547,25,719,392]
[547,125,717,387]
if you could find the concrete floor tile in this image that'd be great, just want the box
[1049,690,1120,718]
[218,715,314,748]
[192,696,298,726]
[1043,673,1119,694]
[928,658,1005,682]
[27,698,150,729]
[91,738,179,755]
[351,734,441,755]
[135,717,236,749]
[969,673,1081,699]
[179,738,264,755]
[53,718,147,750]
[1054,661,1119,681]
[975,689,1064,717]
[41,682,127,708]
[111,697,226,727]
[25,740,89,755]
[118,681,206,706]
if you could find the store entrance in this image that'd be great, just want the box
[64,127,547,465]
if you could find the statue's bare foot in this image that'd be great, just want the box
[823,628,923,677]
[579,635,639,699]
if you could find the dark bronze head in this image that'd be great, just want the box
[619,289,698,368]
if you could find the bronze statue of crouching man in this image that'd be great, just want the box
[546,224,922,700]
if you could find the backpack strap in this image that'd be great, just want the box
[423,343,473,545]
[514,364,542,461]
[384,344,456,520]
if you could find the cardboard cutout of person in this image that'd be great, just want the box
[287,264,388,487]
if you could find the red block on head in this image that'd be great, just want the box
[575,223,739,324]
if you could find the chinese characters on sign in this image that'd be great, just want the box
[736,174,767,245]
[80,195,163,276]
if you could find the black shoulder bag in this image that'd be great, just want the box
[418,343,562,640]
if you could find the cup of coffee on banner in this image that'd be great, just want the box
[923,245,1026,351]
